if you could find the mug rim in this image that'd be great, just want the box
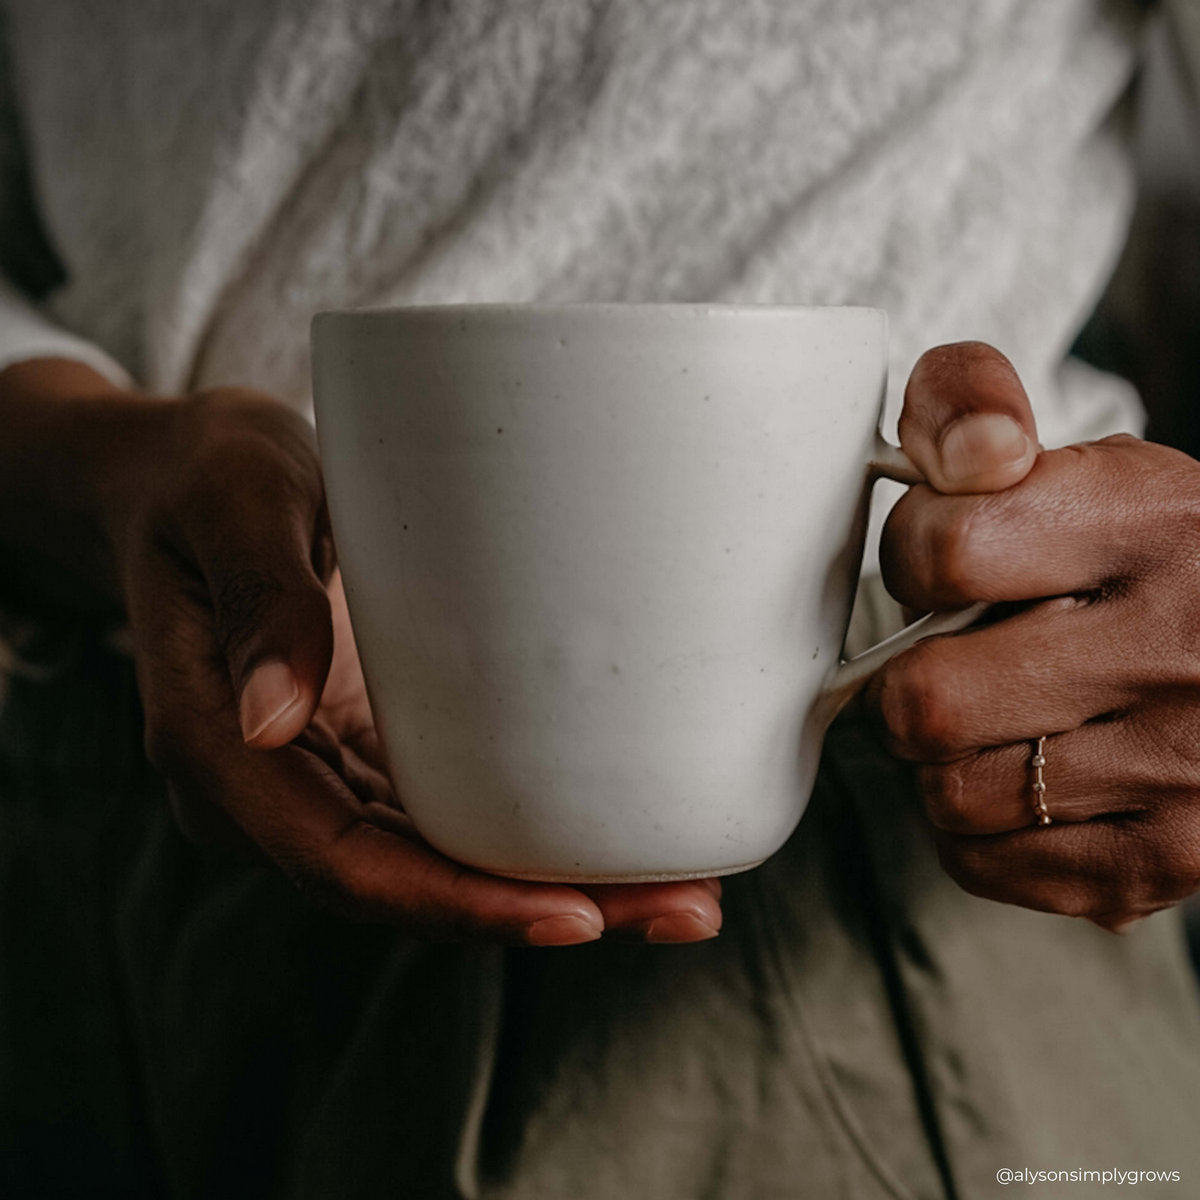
[312,301,886,328]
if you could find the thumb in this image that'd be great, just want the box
[226,570,333,749]
[191,500,334,750]
[898,341,1039,494]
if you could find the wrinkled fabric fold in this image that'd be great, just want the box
[5,633,1199,1198]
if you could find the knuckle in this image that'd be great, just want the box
[877,642,965,759]
[918,763,978,832]
[168,392,322,534]
[882,495,985,609]
[879,500,932,607]
[183,387,315,455]
[878,503,923,606]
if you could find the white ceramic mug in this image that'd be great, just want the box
[311,305,982,882]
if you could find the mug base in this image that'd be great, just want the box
[484,857,768,884]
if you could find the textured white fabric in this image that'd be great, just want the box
[0,2,1148,430]
[3,0,1170,590]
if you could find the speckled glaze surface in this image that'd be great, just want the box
[313,304,900,881]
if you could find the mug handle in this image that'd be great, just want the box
[817,432,990,719]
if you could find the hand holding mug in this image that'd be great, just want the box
[0,361,723,945]
[871,341,1200,931]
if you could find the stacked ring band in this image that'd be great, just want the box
[1031,736,1051,827]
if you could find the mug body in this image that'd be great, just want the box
[312,304,886,881]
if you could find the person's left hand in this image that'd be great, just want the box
[867,341,1200,931]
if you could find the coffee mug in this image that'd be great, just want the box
[311,304,982,882]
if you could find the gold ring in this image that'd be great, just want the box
[1031,736,1051,827]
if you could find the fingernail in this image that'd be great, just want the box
[644,913,721,944]
[938,413,1031,486]
[239,660,301,744]
[526,915,603,947]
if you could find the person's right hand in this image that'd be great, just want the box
[0,361,723,945]
[866,342,1200,930]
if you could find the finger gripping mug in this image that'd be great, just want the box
[312,305,980,882]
